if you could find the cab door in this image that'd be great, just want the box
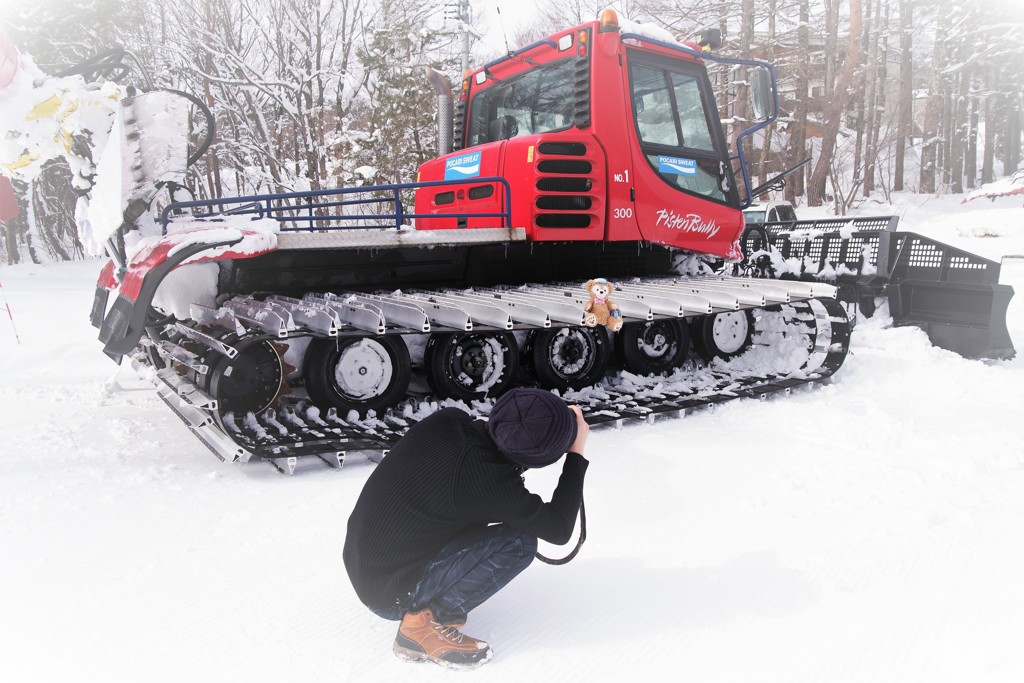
[622,49,743,258]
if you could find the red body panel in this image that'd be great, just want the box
[413,21,743,259]
[416,144,508,230]
[501,134,606,242]
[589,31,642,243]
[120,241,180,300]
[96,260,117,290]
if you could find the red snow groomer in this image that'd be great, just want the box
[88,11,1013,471]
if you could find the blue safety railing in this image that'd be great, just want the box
[159,177,513,235]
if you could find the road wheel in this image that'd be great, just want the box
[692,310,755,361]
[303,336,410,417]
[618,318,690,375]
[424,331,519,402]
[528,326,611,391]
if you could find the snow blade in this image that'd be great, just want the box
[877,231,1015,360]
[745,217,1015,360]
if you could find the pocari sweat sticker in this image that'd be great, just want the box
[658,155,697,176]
[444,152,482,180]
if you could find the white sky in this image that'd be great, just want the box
[473,0,543,58]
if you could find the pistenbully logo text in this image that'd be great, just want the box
[654,209,721,238]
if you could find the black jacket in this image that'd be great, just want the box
[343,407,588,612]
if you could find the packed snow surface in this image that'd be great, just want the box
[2,194,1024,682]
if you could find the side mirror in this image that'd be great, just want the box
[749,66,773,121]
[695,28,722,50]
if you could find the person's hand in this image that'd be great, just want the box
[567,405,589,455]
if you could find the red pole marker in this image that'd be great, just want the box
[1,279,20,344]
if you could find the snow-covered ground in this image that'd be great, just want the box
[2,193,1023,682]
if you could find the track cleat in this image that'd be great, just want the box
[392,609,492,669]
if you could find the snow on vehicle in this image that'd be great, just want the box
[1,13,1012,472]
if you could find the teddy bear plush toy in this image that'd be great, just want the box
[583,278,623,332]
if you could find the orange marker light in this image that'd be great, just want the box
[598,8,620,33]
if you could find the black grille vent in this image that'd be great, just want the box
[536,214,591,228]
[537,177,591,192]
[533,140,597,230]
[468,185,494,199]
[573,51,591,128]
[538,159,592,174]
[538,142,586,156]
[453,98,467,152]
[536,196,593,211]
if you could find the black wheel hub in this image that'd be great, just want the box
[548,329,596,380]
[640,322,672,358]
[558,338,585,363]
[455,343,490,379]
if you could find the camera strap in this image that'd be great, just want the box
[535,498,586,565]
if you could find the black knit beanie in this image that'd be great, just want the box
[487,388,577,468]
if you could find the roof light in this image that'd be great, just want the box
[598,8,620,33]
[558,34,574,51]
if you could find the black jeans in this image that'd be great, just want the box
[374,524,537,624]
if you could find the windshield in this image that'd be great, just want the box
[467,59,576,147]
[628,51,733,205]
[744,209,766,223]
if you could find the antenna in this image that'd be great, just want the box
[495,2,512,56]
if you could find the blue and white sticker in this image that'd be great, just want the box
[444,151,482,180]
[658,155,697,176]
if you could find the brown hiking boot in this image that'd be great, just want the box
[392,609,492,669]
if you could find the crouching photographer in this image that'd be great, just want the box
[343,388,590,669]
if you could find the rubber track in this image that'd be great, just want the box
[149,297,851,468]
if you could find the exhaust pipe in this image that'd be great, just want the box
[423,66,454,156]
